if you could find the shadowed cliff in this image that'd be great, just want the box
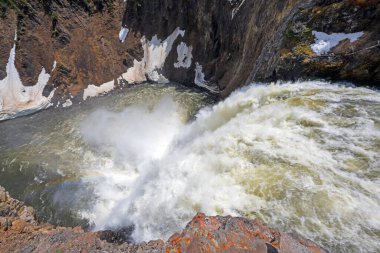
[1,1,378,99]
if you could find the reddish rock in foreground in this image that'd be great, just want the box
[165,213,328,253]
[0,186,328,253]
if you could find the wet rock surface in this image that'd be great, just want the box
[0,185,328,252]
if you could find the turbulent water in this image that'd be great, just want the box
[0,81,379,253]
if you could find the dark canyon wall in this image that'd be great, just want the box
[122,0,314,96]
[0,0,379,109]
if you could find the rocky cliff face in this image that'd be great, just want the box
[121,0,380,95]
[277,0,380,84]
[0,185,328,253]
[0,0,379,118]
[121,0,313,96]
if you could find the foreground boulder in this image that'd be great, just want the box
[166,213,328,253]
[0,186,327,252]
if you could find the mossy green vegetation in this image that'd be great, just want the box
[0,0,17,14]
[75,0,116,13]
[106,0,114,12]
[0,0,34,17]
[51,11,58,37]
[1,0,116,17]
[78,0,91,12]
[285,24,313,44]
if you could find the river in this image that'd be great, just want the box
[0,81,379,253]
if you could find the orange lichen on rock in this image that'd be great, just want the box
[348,0,379,7]
[1,185,328,253]
[165,213,328,253]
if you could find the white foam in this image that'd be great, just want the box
[79,81,380,253]
[0,34,56,121]
[311,31,364,55]
[83,80,115,100]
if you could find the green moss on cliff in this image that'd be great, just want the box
[0,0,35,43]
[0,0,18,16]
[51,11,58,37]
[0,0,34,15]
[285,23,313,48]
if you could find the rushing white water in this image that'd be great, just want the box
[77,81,380,253]
[0,81,379,253]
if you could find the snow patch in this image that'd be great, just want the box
[194,62,206,86]
[311,31,364,55]
[230,0,246,19]
[62,99,73,108]
[0,36,56,121]
[194,62,219,93]
[174,42,193,69]
[83,80,115,100]
[119,27,129,43]
[119,27,185,83]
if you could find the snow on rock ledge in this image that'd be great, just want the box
[194,62,219,93]
[230,0,247,19]
[119,27,129,43]
[311,31,364,55]
[120,27,185,83]
[83,80,115,100]
[62,99,73,108]
[0,37,56,121]
[174,42,193,69]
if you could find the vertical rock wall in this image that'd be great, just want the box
[0,0,379,119]
[122,0,310,96]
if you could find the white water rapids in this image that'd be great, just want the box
[0,81,379,253]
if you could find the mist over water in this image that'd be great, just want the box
[80,95,253,240]
[0,82,379,253]
[78,81,380,253]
